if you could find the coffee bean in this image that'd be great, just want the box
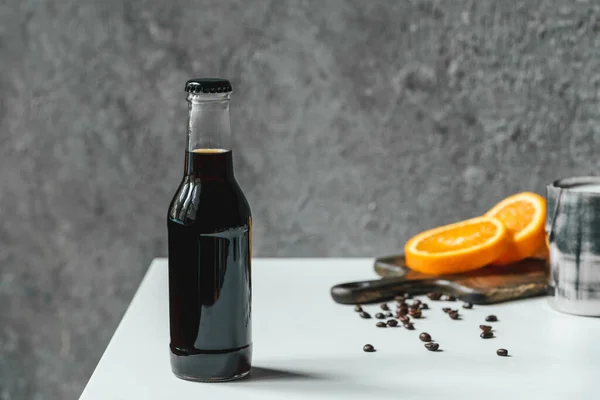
[427,292,442,300]
[376,321,387,328]
[419,332,432,342]
[398,303,409,310]
[449,310,460,320]
[387,319,399,327]
[409,308,422,318]
[399,315,410,323]
[412,300,422,307]
[485,315,498,322]
[380,303,390,311]
[497,348,508,357]
[480,331,494,339]
[359,311,371,319]
[479,325,492,332]
[363,344,375,352]
[394,296,406,303]
[409,303,420,310]
[462,302,473,309]
[404,323,415,330]
[419,303,429,310]
[375,313,385,319]
[424,342,439,351]
[354,305,363,312]
[384,312,393,318]
[442,307,451,313]
[442,294,456,301]
[396,309,408,317]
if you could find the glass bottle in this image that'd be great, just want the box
[167,78,252,382]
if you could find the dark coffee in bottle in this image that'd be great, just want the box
[168,79,252,382]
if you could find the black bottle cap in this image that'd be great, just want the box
[185,78,232,94]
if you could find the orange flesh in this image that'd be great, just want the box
[490,200,535,234]
[415,222,500,253]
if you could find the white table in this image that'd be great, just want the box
[81,258,600,400]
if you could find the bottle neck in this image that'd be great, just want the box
[186,92,232,152]
[184,149,234,179]
[184,93,234,179]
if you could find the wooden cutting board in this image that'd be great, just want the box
[330,254,548,305]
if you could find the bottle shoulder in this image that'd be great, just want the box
[168,176,251,227]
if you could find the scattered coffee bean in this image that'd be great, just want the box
[412,300,421,307]
[375,313,385,319]
[376,321,387,328]
[424,342,439,351]
[419,303,429,310]
[419,332,432,342]
[449,310,460,320]
[404,323,415,330]
[396,309,408,317]
[359,311,371,319]
[485,315,498,322]
[354,305,363,312]
[427,292,442,300]
[384,312,393,318]
[442,294,456,301]
[442,307,451,313]
[462,302,473,309]
[363,344,375,352]
[387,319,399,327]
[480,331,494,339]
[399,315,410,323]
[380,303,390,311]
[409,308,422,318]
[497,348,508,357]
[480,325,492,332]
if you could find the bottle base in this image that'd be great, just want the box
[170,344,252,382]
[172,369,250,383]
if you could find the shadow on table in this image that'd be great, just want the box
[239,367,327,382]
[231,360,398,397]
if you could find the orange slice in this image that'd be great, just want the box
[404,217,508,275]
[484,192,546,265]
[531,240,549,260]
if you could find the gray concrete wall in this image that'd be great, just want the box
[1,0,599,398]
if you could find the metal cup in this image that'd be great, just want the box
[547,176,600,316]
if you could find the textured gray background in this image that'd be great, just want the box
[1,0,600,398]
